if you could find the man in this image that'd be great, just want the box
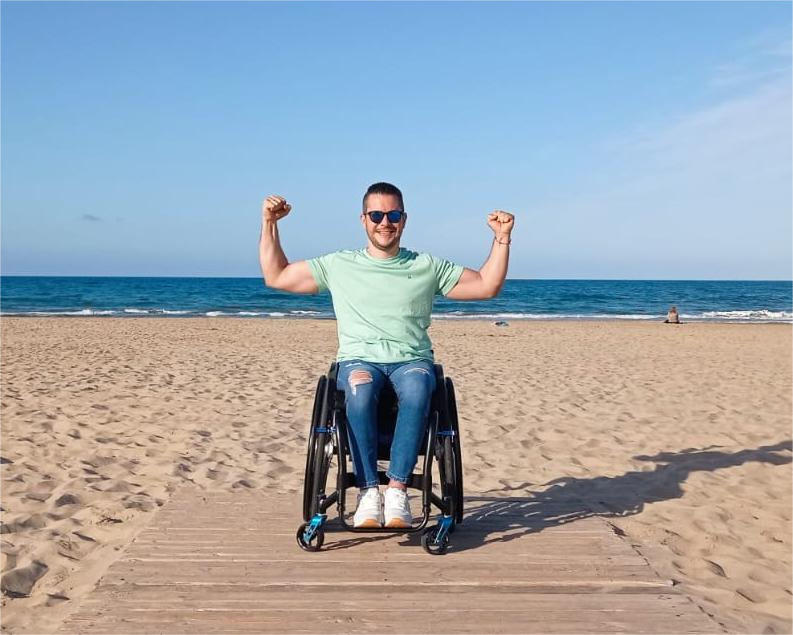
[259,182,514,528]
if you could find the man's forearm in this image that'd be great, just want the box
[259,220,289,286]
[479,237,510,296]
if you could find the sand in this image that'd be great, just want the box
[0,317,790,634]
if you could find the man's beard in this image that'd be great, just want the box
[372,229,398,248]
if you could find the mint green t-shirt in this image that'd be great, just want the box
[307,248,464,363]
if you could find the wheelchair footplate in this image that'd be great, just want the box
[297,495,456,555]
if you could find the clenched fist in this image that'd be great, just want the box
[487,210,515,240]
[262,195,292,223]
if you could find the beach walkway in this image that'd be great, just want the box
[57,487,720,634]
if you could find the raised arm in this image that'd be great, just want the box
[446,210,514,300]
[259,195,319,294]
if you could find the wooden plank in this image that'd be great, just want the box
[119,553,645,565]
[99,561,664,587]
[124,538,635,558]
[77,588,686,606]
[59,608,714,634]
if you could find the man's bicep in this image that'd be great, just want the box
[275,260,320,294]
[445,267,493,300]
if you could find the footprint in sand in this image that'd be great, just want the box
[82,455,116,469]
[56,535,95,561]
[54,493,82,507]
[24,480,57,502]
[704,559,728,578]
[1,560,49,597]
[735,586,768,604]
[206,468,229,481]
[123,493,158,512]
[45,592,70,607]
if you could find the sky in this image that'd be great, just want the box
[1,1,791,280]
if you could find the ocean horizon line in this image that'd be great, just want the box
[2,274,791,283]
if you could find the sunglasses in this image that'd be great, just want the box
[365,210,405,224]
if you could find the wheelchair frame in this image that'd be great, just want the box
[297,362,464,555]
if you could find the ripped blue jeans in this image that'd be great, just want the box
[337,359,436,489]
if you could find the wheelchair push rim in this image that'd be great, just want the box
[303,375,334,522]
[445,377,465,524]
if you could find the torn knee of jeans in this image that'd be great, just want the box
[405,367,431,375]
[348,370,373,395]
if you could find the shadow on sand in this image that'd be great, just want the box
[320,440,791,552]
[444,439,792,552]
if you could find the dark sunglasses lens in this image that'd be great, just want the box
[369,212,385,223]
[386,211,403,223]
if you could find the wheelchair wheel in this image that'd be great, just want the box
[296,522,325,552]
[445,377,464,524]
[437,433,456,518]
[421,525,449,555]
[303,376,328,522]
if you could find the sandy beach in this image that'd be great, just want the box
[1,317,790,634]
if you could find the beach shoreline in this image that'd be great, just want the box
[1,317,790,634]
[2,315,792,326]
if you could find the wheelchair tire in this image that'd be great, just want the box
[445,377,464,524]
[308,427,332,517]
[303,376,326,522]
[437,434,456,516]
[421,525,449,555]
[296,522,325,552]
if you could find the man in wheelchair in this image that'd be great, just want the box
[259,182,514,529]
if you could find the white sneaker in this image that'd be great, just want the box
[353,487,383,528]
[384,487,413,528]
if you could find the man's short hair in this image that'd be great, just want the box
[362,182,404,211]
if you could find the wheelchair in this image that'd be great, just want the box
[297,362,464,555]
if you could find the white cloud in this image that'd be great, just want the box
[711,32,791,89]
[532,59,791,278]
[607,76,791,191]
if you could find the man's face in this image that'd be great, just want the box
[361,193,406,251]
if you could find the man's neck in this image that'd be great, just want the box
[366,243,400,259]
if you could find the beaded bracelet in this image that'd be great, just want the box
[494,237,512,245]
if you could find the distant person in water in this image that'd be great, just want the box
[258,182,514,528]
[664,306,681,324]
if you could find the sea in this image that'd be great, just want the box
[1,277,791,323]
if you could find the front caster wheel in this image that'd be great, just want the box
[421,526,449,555]
[296,522,325,552]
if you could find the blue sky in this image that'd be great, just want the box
[2,1,791,279]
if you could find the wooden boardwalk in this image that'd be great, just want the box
[58,487,720,634]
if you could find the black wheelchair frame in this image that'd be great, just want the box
[297,362,464,555]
